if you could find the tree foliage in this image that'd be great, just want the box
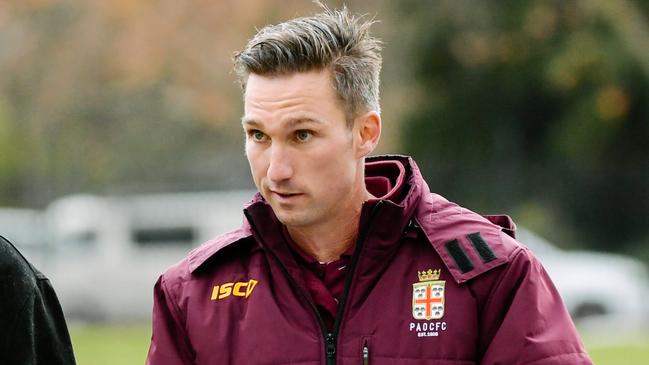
[396,0,649,251]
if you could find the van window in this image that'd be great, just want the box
[132,226,195,247]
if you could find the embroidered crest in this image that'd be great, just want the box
[412,269,445,320]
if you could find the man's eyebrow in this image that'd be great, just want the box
[241,117,324,127]
[285,117,324,127]
[241,118,264,129]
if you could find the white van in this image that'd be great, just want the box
[44,190,255,322]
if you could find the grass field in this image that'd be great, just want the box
[70,324,151,365]
[69,324,649,364]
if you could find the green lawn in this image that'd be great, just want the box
[69,324,649,364]
[583,332,649,365]
[70,324,151,365]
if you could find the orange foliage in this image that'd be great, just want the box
[0,0,317,128]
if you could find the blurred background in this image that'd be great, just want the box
[1,0,648,364]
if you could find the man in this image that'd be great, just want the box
[147,6,592,364]
[0,235,76,364]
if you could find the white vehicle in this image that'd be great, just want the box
[517,227,649,330]
[44,190,255,322]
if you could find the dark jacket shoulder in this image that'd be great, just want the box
[0,236,76,365]
[0,236,44,314]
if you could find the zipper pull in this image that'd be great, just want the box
[362,340,369,365]
[326,333,336,360]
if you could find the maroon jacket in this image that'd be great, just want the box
[147,155,592,365]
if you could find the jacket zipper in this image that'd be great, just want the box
[329,201,383,364]
[362,339,370,365]
[244,200,383,365]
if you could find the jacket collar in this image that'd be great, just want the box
[358,155,423,255]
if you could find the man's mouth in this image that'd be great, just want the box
[270,190,302,200]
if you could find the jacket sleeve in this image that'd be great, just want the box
[146,276,195,365]
[5,277,77,365]
[478,247,593,364]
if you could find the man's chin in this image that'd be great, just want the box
[275,214,303,227]
[273,210,313,228]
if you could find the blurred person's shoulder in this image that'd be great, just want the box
[0,235,51,334]
[0,235,45,293]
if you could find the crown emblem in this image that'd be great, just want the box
[417,269,441,282]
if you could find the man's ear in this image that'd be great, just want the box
[354,111,381,158]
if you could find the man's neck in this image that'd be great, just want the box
[286,189,375,263]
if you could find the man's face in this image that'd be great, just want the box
[242,70,364,228]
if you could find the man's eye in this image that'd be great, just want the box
[249,130,266,141]
[296,130,312,142]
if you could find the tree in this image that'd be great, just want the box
[395,0,649,252]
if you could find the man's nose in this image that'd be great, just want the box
[267,145,294,183]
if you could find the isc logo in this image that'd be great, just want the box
[211,279,258,300]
